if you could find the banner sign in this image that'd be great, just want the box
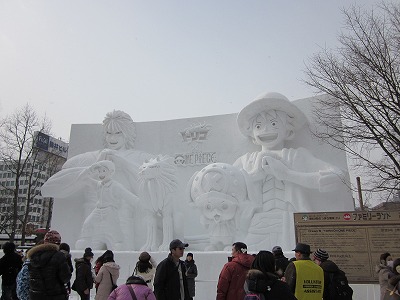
[294,210,400,283]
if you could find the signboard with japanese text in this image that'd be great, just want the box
[294,210,400,283]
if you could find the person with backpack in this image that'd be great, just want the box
[0,242,23,300]
[312,248,353,300]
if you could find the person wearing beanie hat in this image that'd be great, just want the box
[154,239,191,300]
[72,247,94,300]
[184,253,198,300]
[133,251,157,290]
[59,243,74,294]
[313,249,329,263]
[44,230,62,245]
[313,249,352,300]
[0,242,23,300]
[272,245,289,279]
[27,230,72,300]
[284,243,324,300]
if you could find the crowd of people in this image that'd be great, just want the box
[0,231,398,300]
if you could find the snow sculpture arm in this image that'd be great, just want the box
[41,152,99,198]
[263,148,344,192]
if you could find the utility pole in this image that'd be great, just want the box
[356,177,364,210]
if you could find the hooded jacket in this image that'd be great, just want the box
[73,257,94,293]
[217,253,255,300]
[95,261,120,300]
[27,243,72,300]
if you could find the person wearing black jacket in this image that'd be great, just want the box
[184,253,198,300]
[0,242,23,300]
[248,250,297,300]
[272,246,289,279]
[154,239,191,300]
[27,230,72,300]
[72,248,94,300]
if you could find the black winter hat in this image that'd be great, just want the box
[84,247,94,258]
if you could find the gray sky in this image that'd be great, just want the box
[0,0,387,141]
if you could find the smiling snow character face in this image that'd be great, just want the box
[251,110,290,150]
[202,196,238,224]
[90,160,115,181]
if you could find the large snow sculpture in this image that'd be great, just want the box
[138,155,178,251]
[234,92,345,251]
[41,110,153,250]
[74,160,138,250]
[188,163,247,250]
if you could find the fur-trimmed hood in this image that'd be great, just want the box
[27,243,59,259]
[27,243,60,268]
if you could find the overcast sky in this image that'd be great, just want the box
[0,0,388,141]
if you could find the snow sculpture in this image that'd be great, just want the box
[74,160,138,250]
[138,155,178,251]
[233,92,345,251]
[41,110,153,250]
[188,163,247,250]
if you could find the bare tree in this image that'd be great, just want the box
[0,104,65,243]
[304,3,400,202]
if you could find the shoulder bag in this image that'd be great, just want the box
[384,283,400,300]
[109,272,118,291]
[127,285,138,300]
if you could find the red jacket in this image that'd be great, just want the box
[217,253,255,300]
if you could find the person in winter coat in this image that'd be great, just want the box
[73,248,95,300]
[60,243,74,295]
[108,275,156,300]
[388,258,400,295]
[16,257,30,300]
[248,250,296,300]
[271,246,289,279]
[375,252,393,300]
[95,250,114,292]
[216,242,255,300]
[0,242,23,300]
[184,253,198,300]
[154,239,191,300]
[27,230,72,300]
[133,252,157,290]
[95,250,120,300]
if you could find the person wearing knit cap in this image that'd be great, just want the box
[313,249,352,300]
[133,251,157,290]
[284,243,324,300]
[272,245,289,279]
[27,229,72,300]
[184,253,198,300]
[313,249,329,263]
[72,247,94,300]
[59,243,74,294]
